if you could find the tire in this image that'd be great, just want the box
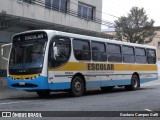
[101,86,113,91]
[36,90,50,98]
[125,74,140,91]
[71,76,85,97]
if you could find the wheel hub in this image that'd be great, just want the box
[74,82,81,92]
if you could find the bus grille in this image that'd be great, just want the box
[11,83,38,88]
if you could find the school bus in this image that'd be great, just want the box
[4,30,158,97]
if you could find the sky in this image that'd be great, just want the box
[102,0,160,30]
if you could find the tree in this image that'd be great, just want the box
[114,7,156,44]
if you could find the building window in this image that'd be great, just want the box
[45,0,67,13]
[78,2,94,20]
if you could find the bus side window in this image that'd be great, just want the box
[91,41,107,61]
[147,49,156,64]
[48,36,71,68]
[135,48,147,64]
[122,46,135,63]
[106,43,122,62]
[73,39,91,61]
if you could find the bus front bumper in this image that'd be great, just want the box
[7,76,49,91]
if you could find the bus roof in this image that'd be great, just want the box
[14,29,156,49]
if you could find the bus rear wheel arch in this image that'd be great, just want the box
[71,75,85,97]
[125,73,140,90]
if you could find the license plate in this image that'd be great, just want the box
[19,82,25,85]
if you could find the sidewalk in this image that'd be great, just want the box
[0,87,37,100]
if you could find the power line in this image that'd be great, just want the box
[70,0,119,18]
[32,0,116,27]
[68,0,118,24]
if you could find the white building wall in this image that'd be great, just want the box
[0,0,102,32]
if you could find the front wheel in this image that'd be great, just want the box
[71,76,85,97]
[125,74,140,90]
[36,90,50,98]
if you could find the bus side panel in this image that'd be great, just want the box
[48,71,71,90]
[139,72,158,83]
[85,74,131,89]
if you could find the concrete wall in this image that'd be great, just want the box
[0,0,102,32]
[148,30,160,60]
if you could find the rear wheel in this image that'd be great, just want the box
[71,76,84,97]
[36,90,50,98]
[125,74,140,90]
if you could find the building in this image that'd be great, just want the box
[148,27,160,60]
[0,0,109,75]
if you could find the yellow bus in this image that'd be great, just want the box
[5,30,158,97]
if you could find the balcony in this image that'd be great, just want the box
[0,0,107,32]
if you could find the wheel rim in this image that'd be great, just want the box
[74,81,82,92]
[133,76,138,88]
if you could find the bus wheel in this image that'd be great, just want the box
[125,74,140,91]
[101,86,113,92]
[36,90,50,98]
[71,76,84,97]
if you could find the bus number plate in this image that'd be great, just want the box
[19,82,25,85]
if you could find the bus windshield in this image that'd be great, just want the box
[9,32,48,75]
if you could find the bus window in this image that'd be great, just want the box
[73,39,91,61]
[147,49,156,64]
[135,48,147,64]
[91,41,107,61]
[107,43,122,62]
[48,36,71,68]
[122,46,135,63]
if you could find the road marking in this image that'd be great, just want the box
[0,100,41,105]
[145,109,152,112]
[145,109,157,114]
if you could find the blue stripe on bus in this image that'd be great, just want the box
[86,77,157,88]
[49,82,70,90]
[48,77,157,90]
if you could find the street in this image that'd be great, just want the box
[0,80,160,119]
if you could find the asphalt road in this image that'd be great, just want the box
[0,80,160,120]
